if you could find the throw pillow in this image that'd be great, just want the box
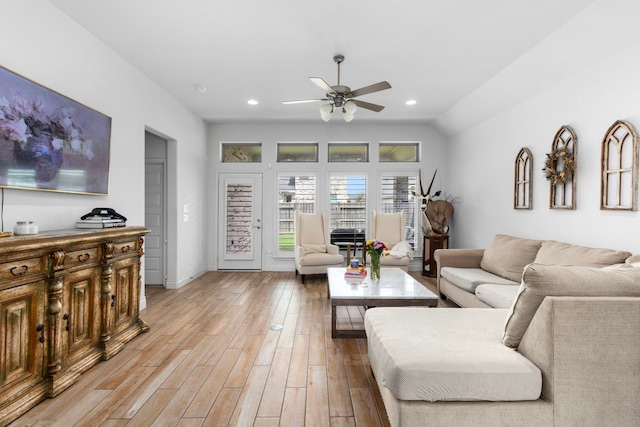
[502,263,640,348]
[480,234,543,282]
[533,240,631,267]
[301,244,327,254]
[388,240,413,259]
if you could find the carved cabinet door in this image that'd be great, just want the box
[110,257,140,337]
[0,281,47,408]
[62,266,102,366]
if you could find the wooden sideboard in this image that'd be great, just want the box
[0,226,149,426]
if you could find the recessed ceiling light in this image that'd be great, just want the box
[248,99,258,105]
[405,99,417,105]
[194,85,207,94]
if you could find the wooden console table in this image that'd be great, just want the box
[0,226,149,426]
[422,233,449,277]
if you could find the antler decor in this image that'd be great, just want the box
[411,170,454,235]
[411,169,441,208]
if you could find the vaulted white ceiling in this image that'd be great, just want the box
[50,0,596,124]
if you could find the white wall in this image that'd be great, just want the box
[435,0,640,255]
[207,121,448,271]
[1,1,209,295]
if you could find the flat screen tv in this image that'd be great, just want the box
[0,65,111,195]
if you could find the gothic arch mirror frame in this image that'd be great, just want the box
[600,120,638,211]
[514,147,533,209]
[549,125,578,210]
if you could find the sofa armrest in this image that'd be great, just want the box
[434,248,485,269]
[517,296,640,425]
[434,248,485,296]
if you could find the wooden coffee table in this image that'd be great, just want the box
[327,267,438,338]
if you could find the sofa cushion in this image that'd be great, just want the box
[533,240,631,267]
[379,254,410,267]
[299,212,326,245]
[502,264,640,348]
[626,254,640,267]
[480,234,543,282]
[301,243,327,254]
[297,252,344,266]
[476,284,521,309]
[365,307,542,402]
[441,267,519,293]
[374,212,404,246]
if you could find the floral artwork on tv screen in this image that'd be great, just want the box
[0,65,111,195]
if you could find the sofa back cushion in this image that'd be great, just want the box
[480,234,543,282]
[502,264,640,348]
[533,240,631,267]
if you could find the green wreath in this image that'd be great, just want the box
[543,149,575,185]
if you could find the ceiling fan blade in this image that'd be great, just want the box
[309,77,336,94]
[351,99,385,112]
[349,81,391,98]
[282,99,326,104]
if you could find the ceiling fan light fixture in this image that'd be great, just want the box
[342,110,355,122]
[320,103,333,122]
[285,55,391,121]
[343,100,357,114]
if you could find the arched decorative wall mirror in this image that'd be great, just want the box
[514,147,533,209]
[600,120,638,211]
[545,125,577,209]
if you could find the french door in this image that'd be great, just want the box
[217,173,263,270]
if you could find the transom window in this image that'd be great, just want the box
[379,142,419,162]
[277,142,318,162]
[221,143,262,163]
[328,142,369,162]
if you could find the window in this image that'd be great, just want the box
[221,143,262,162]
[277,143,318,162]
[380,174,418,249]
[277,173,316,254]
[329,174,367,245]
[379,142,419,162]
[328,142,369,162]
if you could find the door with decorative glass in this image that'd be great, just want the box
[217,173,263,270]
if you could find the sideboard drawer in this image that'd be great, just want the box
[66,247,100,268]
[0,256,46,281]
[114,240,138,256]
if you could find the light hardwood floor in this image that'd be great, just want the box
[12,271,453,426]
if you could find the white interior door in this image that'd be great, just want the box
[218,173,263,270]
[145,161,166,285]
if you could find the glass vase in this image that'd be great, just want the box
[370,252,381,281]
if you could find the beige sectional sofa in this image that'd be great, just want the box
[435,234,633,308]
[365,262,640,426]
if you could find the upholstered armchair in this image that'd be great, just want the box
[294,210,344,283]
[368,210,413,271]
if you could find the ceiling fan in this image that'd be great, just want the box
[283,54,391,122]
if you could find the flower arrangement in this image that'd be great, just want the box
[0,93,93,159]
[543,148,575,185]
[366,239,388,280]
[365,239,389,259]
